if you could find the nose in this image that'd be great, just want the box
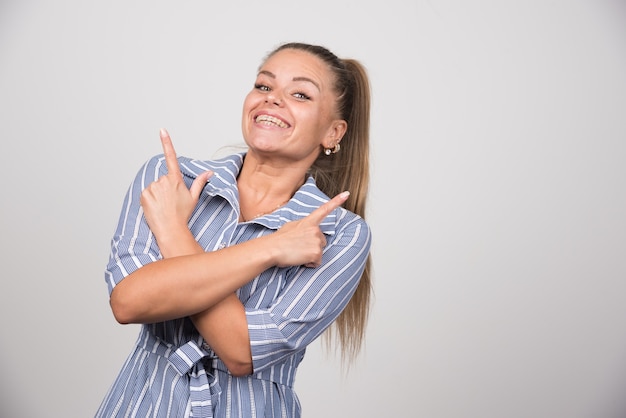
[266,92,283,106]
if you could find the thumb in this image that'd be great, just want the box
[189,170,213,200]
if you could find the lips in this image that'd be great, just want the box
[254,114,290,128]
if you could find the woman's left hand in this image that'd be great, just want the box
[140,129,213,247]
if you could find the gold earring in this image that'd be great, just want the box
[323,142,341,156]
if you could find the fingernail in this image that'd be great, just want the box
[160,128,168,138]
[206,170,213,181]
[340,191,350,199]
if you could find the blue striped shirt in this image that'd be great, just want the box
[96,153,371,418]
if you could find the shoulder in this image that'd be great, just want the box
[295,178,372,241]
[332,207,372,248]
[336,207,371,233]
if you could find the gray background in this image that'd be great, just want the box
[1,1,626,417]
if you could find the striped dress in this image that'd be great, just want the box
[96,153,372,418]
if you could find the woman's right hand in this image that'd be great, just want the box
[269,191,350,268]
[139,129,213,254]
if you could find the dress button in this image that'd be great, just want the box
[218,242,226,250]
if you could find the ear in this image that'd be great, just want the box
[322,119,348,148]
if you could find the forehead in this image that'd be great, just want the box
[260,49,335,90]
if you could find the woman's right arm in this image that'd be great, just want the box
[110,232,275,323]
[108,133,346,325]
[104,134,276,324]
[110,197,344,324]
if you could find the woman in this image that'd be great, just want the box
[96,42,372,418]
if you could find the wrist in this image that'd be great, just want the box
[256,234,282,268]
[157,227,202,258]
[239,234,275,269]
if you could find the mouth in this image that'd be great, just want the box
[254,114,290,128]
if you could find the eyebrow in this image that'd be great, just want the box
[258,70,320,91]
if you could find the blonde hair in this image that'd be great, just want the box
[266,43,373,365]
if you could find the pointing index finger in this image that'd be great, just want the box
[160,128,182,178]
[306,191,350,225]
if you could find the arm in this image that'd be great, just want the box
[192,295,252,376]
[108,130,272,324]
[110,131,347,323]
[145,198,253,377]
[108,129,348,375]
[103,130,259,376]
[110,232,278,324]
[111,197,349,319]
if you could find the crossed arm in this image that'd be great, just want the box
[109,129,350,376]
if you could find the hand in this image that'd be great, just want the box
[140,128,213,242]
[271,191,350,268]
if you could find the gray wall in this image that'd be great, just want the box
[1,1,625,417]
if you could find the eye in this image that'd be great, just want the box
[254,83,271,92]
[293,92,311,100]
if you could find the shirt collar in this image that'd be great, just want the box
[176,153,337,235]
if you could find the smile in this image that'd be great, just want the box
[255,114,290,128]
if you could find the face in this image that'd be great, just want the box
[241,48,347,164]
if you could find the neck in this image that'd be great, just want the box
[237,154,308,222]
[238,153,308,195]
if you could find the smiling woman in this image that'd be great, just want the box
[240,48,349,176]
[95,42,373,418]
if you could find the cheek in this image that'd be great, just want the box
[307,109,333,136]
[242,93,255,113]
[241,94,257,128]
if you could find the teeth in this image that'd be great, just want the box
[255,115,288,128]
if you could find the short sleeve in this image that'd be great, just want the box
[104,155,167,296]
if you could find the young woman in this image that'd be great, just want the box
[96,42,372,418]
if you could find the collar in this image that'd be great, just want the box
[175,153,338,235]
